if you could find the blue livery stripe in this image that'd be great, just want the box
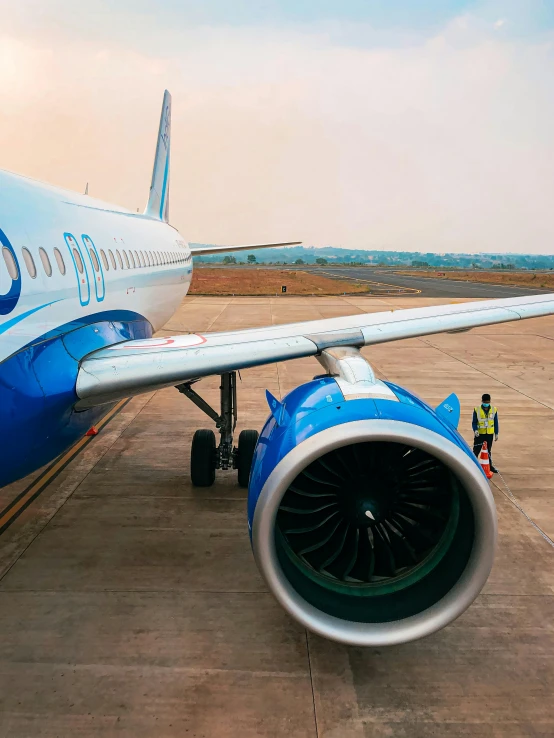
[0,300,62,336]
[160,152,170,220]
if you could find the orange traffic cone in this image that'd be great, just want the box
[479,441,493,479]
[85,426,98,437]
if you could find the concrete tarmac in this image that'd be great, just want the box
[1,295,554,736]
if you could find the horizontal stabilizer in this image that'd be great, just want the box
[191,241,301,256]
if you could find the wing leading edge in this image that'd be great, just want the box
[76,293,554,408]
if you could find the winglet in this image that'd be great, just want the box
[144,90,171,222]
[435,393,461,429]
[266,390,289,426]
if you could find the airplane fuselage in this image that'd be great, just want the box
[0,169,192,486]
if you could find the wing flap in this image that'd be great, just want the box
[76,293,554,408]
[77,335,317,408]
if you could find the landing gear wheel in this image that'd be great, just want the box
[191,429,216,487]
[237,430,259,488]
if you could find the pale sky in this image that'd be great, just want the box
[1,0,554,253]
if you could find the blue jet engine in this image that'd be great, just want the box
[247,348,496,646]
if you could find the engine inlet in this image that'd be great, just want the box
[277,442,460,594]
[251,419,497,646]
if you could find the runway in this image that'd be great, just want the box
[1,295,554,736]
[308,266,549,298]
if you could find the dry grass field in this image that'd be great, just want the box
[190,267,369,295]
[400,269,553,290]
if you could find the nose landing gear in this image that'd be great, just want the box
[176,372,259,488]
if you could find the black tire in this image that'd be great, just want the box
[191,429,216,487]
[237,429,259,488]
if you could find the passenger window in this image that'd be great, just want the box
[22,248,37,278]
[139,251,145,267]
[38,247,52,276]
[123,250,130,269]
[100,249,109,270]
[109,249,116,269]
[89,248,100,272]
[116,249,123,269]
[53,247,66,275]
[2,247,19,280]
[73,248,84,274]
[129,251,136,268]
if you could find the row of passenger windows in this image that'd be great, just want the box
[1,245,191,281]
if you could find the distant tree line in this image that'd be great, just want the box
[192,245,554,270]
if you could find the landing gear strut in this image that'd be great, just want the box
[176,372,259,488]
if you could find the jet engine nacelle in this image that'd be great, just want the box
[248,359,496,647]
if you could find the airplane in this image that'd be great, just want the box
[1,90,553,647]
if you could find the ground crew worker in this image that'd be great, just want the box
[472,393,498,473]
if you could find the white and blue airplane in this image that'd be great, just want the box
[1,90,553,646]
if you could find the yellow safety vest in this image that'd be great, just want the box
[475,406,497,434]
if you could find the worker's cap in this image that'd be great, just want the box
[481,393,491,403]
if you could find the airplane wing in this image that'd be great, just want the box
[190,241,301,256]
[76,293,554,408]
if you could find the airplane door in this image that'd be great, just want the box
[82,234,105,302]
[64,232,90,306]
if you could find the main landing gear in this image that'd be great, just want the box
[176,372,259,488]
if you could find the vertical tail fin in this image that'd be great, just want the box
[144,90,171,222]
